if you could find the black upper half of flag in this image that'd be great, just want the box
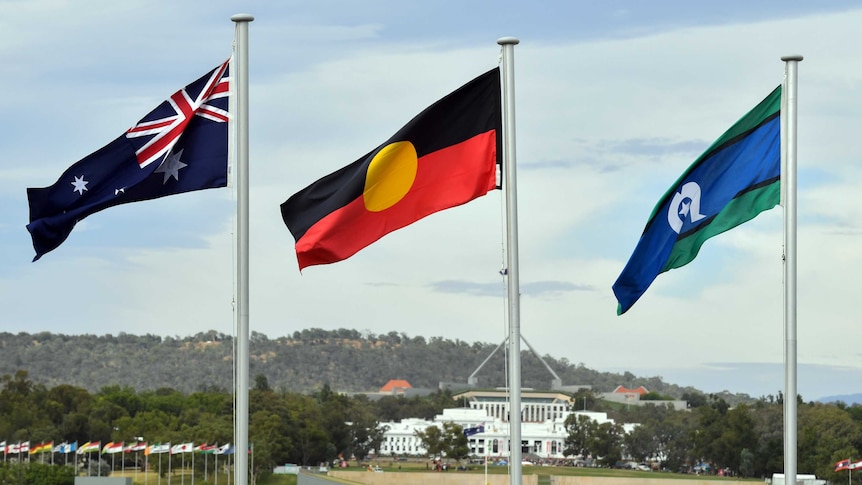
[26,61,231,261]
[281,67,502,242]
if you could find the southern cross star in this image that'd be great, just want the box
[71,175,88,195]
[155,149,188,183]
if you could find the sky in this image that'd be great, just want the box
[2,0,861,402]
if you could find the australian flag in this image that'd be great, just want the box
[26,60,231,261]
[463,425,485,437]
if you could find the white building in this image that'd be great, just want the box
[378,406,636,460]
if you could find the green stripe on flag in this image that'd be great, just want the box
[663,179,780,272]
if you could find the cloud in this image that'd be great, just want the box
[428,280,593,298]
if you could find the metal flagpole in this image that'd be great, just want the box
[497,36,522,485]
[231,13,253,485]
[780,53,802,485]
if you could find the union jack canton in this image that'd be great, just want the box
[27,59,232,261]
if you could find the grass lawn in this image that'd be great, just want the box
[114,461,762,484]
[111,469,299,485]
[335,460,763,482]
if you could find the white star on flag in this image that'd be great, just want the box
[155,149,187,183]
[71,175,88,195]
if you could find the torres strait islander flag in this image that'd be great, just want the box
[612,86,781,315]
[281,67,502,270]
[26,60,231,261]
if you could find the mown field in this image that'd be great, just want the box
[110,469,297,485]
[320,460,764,482]
[111,460,764,484]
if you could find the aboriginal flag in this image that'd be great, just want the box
[281,67,501,270]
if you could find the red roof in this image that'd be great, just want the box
[612,385,648,395]
[380,379,412,392]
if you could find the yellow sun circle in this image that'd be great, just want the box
[363,141,418,212]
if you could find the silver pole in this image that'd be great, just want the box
[231,12,253,485]
[497,36,522,485]
[781,53,802,485]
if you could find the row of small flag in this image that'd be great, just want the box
[834,459,862,472]
[0,441,234,456]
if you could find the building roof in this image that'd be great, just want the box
[454,389,574,403]
[380,379,412,392]
[612,385,649,395]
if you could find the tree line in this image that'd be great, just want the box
[569,388,862,481]
[0,370,458,483]
[5,369,862,484]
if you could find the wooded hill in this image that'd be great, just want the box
[0,329,751,403]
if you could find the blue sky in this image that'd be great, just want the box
[2,0,862,401]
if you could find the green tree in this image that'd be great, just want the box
[347,397,385,463]
[661,409,698,472]
[441,422,469,463]
[315,385,352,461]
[415,425,445,460]
[740,448,755,478]
[590,421,625,467]
[712,404,757,473]
[253,374,271,392]
[751,398,783,476]
[285,393,327,465]
[798,402,862,479]
[570,388,601,412]
[624,423,655,463]
[563,413,593,457]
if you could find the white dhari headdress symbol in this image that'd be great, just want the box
[667,181,706,234]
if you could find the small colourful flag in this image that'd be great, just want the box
[102,442,124,454]
[171,442,194,454]
[146,443,171,455]
[78,441,101,454]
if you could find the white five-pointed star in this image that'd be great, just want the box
[71,175,88,195]
[155,149,187,183]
